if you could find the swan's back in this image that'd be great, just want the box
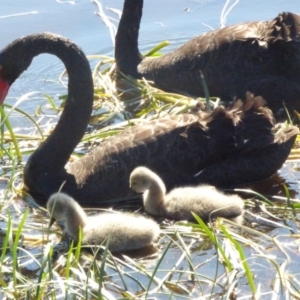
[66,95,297,206]
[116,2,300,117]
[164,185,244,222]
[67,107,240,204]
[83,212,160,252]
[139,12,300,111]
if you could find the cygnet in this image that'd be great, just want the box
[47,192,160,252]
[130,166,244,223]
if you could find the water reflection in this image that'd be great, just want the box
[225,159,299,200]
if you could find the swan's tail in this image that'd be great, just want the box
[195,92,299,187]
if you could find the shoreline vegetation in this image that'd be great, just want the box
[0,1,300,299]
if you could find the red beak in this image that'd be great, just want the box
[0,79,9,105]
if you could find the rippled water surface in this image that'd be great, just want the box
[1,0,299,96]
[1,1,300,299]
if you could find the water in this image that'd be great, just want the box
[1,1,300,298]
[1,0,299,96]
[1,0,299,194]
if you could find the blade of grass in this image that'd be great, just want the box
[144,41,170,57]
[0,107,22,163]
[144,237,173,298]
[192,213,233,272]
[219,222,256,295]
[4,103,44,139]
[12,208,28,289]
[233,189,274,206]
[98,235,111,300]
[36,244,54,300]
[0,212,12,269]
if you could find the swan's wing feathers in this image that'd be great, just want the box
[274,124,299,144]
[146,13,299,114]
[68,114,207,194]
[268,12,300,42]
[69,109,243,200]
[67,92,295,203]
[196,123,298,187]
[239,94,275,139]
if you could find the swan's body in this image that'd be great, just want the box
[115,0,300,117]
[0,33,297,207]
[47,193,160,252]
[130,167,244,223]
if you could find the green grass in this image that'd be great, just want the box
[0,32,299,300]
[1,201,300,299]
[1,190,300,299]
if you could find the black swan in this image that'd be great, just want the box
[130,166,244,223]
[115,0,300,118]
[47,192,159,251]
[0,33,298,207]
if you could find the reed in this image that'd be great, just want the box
[0,2,299,299]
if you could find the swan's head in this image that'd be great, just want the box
[129,166,154,193]
[0,37,35,104]
[47,192,88,227]
[0,33,70,106]
[47,193,74,226]
[47,192,88,241]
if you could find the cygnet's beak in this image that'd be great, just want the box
[49,217,56,227]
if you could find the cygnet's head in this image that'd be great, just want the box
[47,192,86,228]
[129,166,154,193]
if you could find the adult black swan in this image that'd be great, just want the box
[115,0,300,118]
[0,33,297,207]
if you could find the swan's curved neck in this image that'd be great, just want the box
[66,202,88,239]
[28,35,93,169]
[143,172,166,216]
[115,0,143,77]
[0,34,94,201]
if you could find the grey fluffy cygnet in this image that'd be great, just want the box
[130,167,244,223]
[47,193,160,252]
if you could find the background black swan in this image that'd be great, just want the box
[0,33,297,207]
[115,0,300,118]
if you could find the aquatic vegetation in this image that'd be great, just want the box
[0,47,299,298]
[0,3,299,300]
